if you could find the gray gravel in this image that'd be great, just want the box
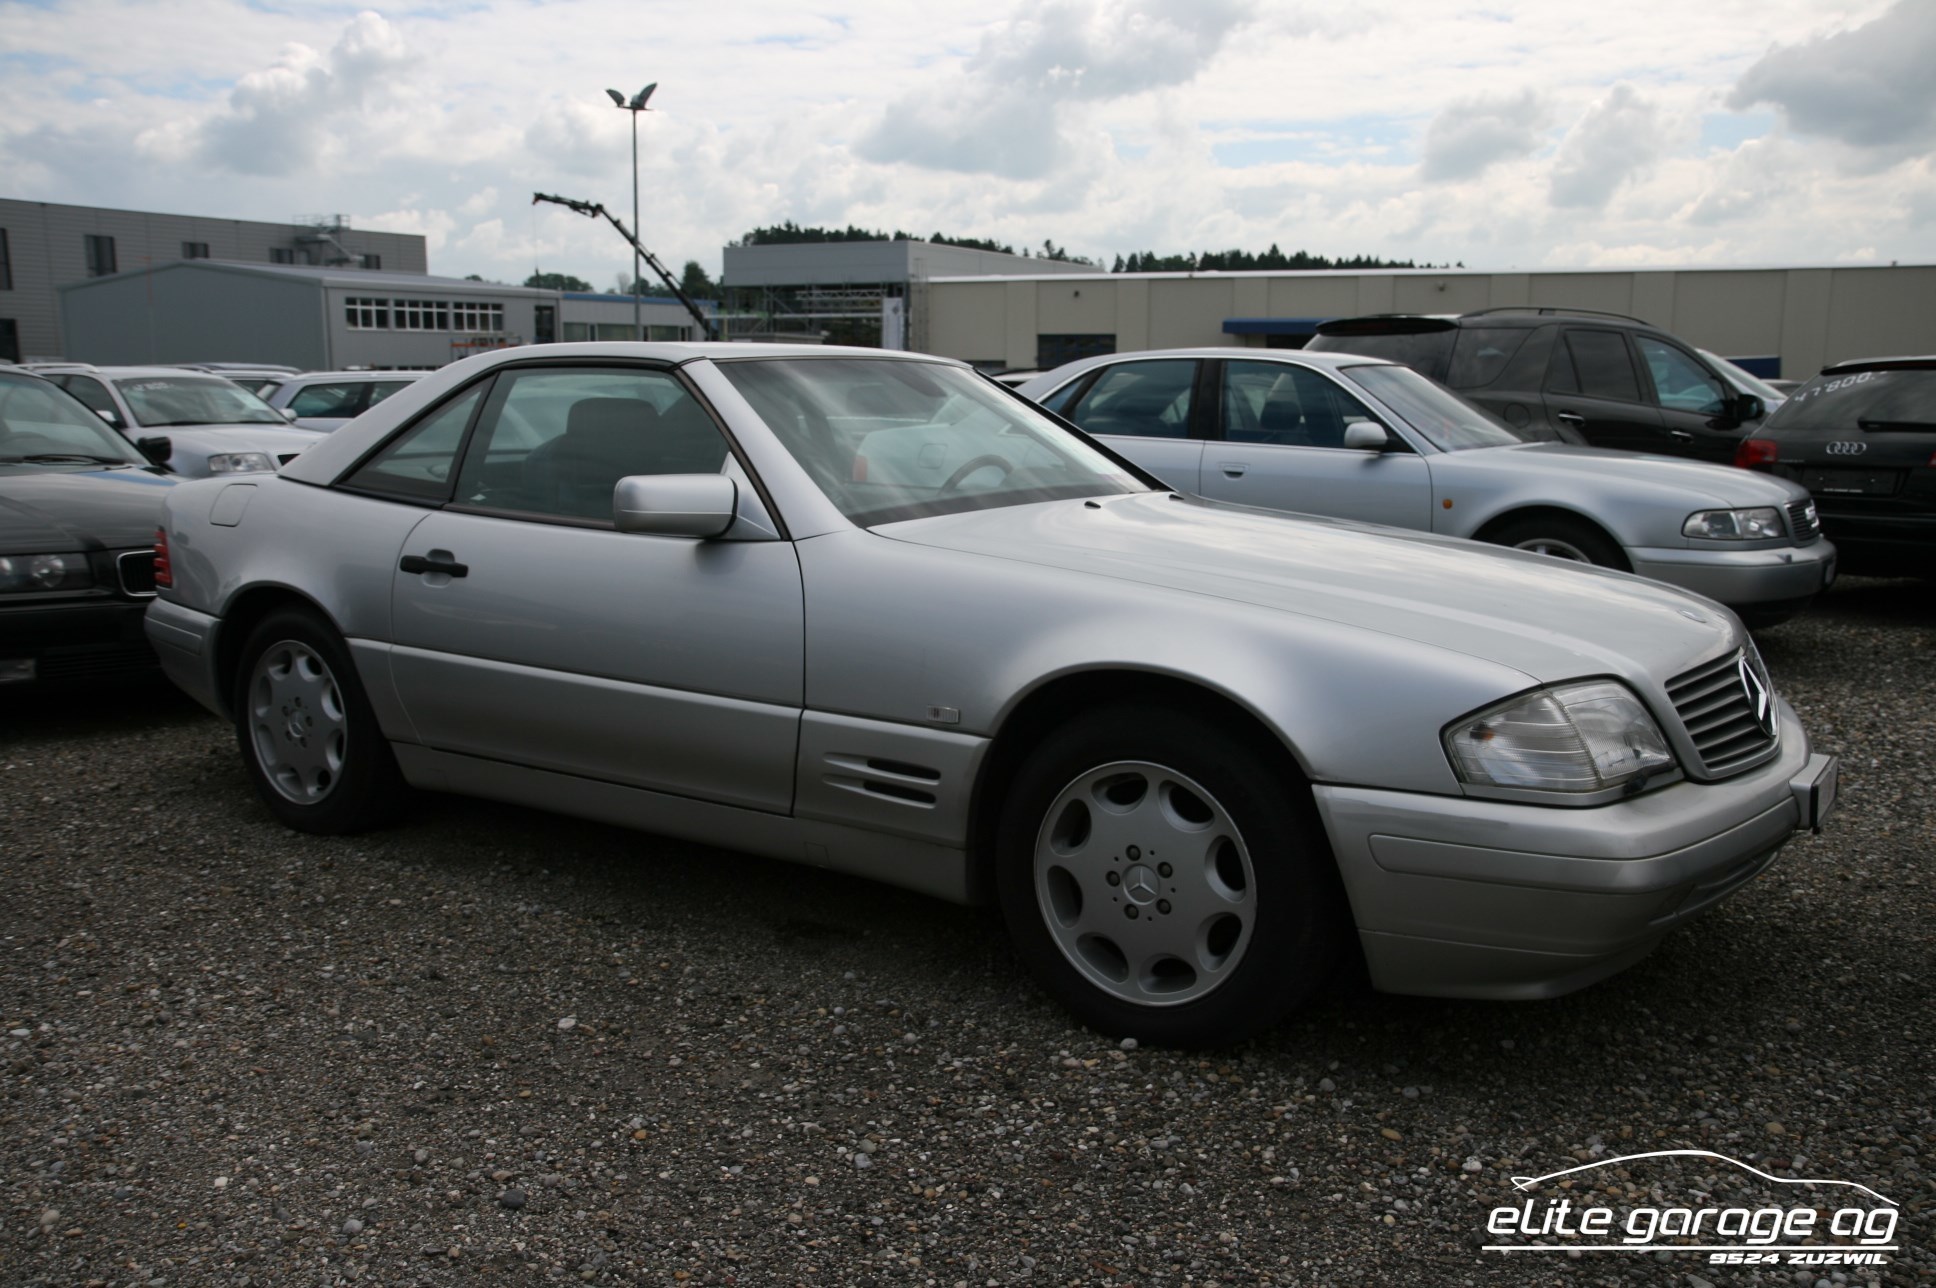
[2,577,1931,1287]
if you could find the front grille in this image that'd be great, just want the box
[1666,649,1780,778]
[1786,499,1822,543]
[116,549,157,597]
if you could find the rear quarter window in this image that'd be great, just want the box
[1444,327,1532,389]
[1307,329,1454,380]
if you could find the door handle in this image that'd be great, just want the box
[400,553,469,578]
[1555,412,1586,428]
[1218,462,1249,478]
[1669,429,1694,444]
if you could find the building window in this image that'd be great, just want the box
[647,325,687,342]
[345,297,390,329]
[0,319,18,363]
[562,322,592,342]
[362,253,382,270]
[269,247,296,264]
[182,241,210,260]
[1035,333,1114,369]
[393,298,452,331]
[84,234,117,278]
[0,230,11,290]
[452,301,504,333]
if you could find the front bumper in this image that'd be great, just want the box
[1,597,157,685]
[1628,539,1836,608]
[1315,702,1833,1000]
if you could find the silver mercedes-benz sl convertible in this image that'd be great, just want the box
[145,343,1837,1045]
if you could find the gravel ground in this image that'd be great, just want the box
[2,577,1931,1288]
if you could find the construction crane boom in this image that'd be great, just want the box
[531,191,717,340]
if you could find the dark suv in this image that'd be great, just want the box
[1306,308,1770,464]
[1736,357,1934,577]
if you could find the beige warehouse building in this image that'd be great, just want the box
[925,264,1936,381]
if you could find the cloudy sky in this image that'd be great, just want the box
[3,0,1932,287]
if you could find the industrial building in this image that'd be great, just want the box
[722,238,1090,348]
[0,199,427,362]
[925,263,1936,380]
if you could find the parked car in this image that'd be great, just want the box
[0,367,176,685]
[169,363,304,398]
[146,342,1837,1045]
[31,365,324,477]
[1016,349,1833,626]
[260,370,428,431]
[1306,308,1773,464]
[1735,356,1935,577]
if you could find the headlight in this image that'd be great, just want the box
[1683,507,1783,540]
[1445,680,1676,797]
[0,552,94,593]
[207,452,274,474]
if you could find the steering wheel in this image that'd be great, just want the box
[939,453,1014,494]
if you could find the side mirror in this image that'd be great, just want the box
[1732,393,1766,423]
[1342,421,1391,451]
[135,435,173,467]
[280,407,299,421]
[613,473,737,538]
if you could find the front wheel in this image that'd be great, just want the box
[1488,515,1628,570]
[995,703,1346,1046]
[233,607,405,833]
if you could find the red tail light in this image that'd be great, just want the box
[1734,438,1779,469]
[153,526,173,589]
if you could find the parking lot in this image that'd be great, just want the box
[2,576,1931,1287]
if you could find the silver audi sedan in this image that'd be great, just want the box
[146,343,1837,1046]
[1018,350,1835,626]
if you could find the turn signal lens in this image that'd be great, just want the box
[153,526,172,589]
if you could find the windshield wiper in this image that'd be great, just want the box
[0,452,133,464]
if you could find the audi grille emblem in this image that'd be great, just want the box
[1825,441,1867,456]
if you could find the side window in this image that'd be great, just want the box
[452,368,730,523]
[1223,361,1379,448]
[1066,360,1196,439]
[288,383,365,418]
[1556,330,1641,402]
[366,381,412,407]
[60,376,123,427]
[341,384,486,501]
[1635,337,1728,415]
[1445,327,1531,389]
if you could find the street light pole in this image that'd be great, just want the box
[605,83,657,340]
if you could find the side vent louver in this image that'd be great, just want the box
[823,754,942,808]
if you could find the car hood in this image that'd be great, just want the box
[1461,442,1809,505]
[879,492,1739,684]
[0,467,178,553]
[146,425,327,460]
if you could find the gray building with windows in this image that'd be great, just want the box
[0,198,428,362]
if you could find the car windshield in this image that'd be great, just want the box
[1699,350,1787,406]
[1338,364,1524,451]
[718,357,1150,526]
[112,375,286,426]
[0,373,148,466]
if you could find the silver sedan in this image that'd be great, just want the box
[1018,350,1835,626]
[146,343,1837,1046]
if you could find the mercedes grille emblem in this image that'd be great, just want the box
[1738,655,1776,738]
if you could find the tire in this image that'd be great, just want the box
[994,702,1347,1047]
[232,607,406,834]
[1488,514,1628,570]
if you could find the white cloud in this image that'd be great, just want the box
[1420,90,1553,183]
[1729,0,1936,160]
[1549,84,1670,210]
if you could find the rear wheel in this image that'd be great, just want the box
[995,703,1346,1046]
[1489,514,1628,569]
[233,607,405,833]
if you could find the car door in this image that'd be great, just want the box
[383,363,805,813]
[1633,334,1753,464]
[1196,359,1432,529]
[1055,358,1206,493]
[1542,328,1671,454]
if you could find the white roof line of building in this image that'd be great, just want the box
[930,262,1936,284]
